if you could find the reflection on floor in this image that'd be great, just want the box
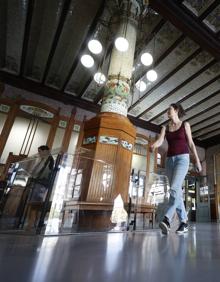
[0,223,220,282]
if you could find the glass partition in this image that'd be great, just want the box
[0,148,116,234]
[0,147,170,235]
[128,170,169,230]
[196,176,210,222]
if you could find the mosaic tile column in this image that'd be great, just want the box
[75,1,141,231]
[101,0,139,116]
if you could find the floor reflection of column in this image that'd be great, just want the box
[105,234,124,274]
[31,237,58,282]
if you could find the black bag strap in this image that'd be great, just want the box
[36,156,52,179]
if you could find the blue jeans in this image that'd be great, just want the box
[165,154,189,223]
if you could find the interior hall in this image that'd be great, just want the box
[0,0,220,281]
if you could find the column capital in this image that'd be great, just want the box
[112,0,141,27]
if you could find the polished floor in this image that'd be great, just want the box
[0,223,220,282]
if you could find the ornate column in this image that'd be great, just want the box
[101,1,139,116]
[82,0,140,205]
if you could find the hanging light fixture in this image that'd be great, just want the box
[114,9,129,53]
[88,39,103,54]
[135,80,147,92]
[94,72,106,84]
[146,69,157,82]
[115,37,129,52]
[80,54,94,68]
[145,33,158,82]
[141,52,153,66]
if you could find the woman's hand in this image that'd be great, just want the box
[150,143,156,152]
[150,126,166,152]
[195,160,202,173]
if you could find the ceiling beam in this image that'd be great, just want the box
[20,0,35,76]
[61,0,106,92]
[149,74,220,122]
[137,59,217,118]
[0,71,172,139]
[78,43,112,99]
[41,0,72,84]
[0,2,7,69]
[93,86,105,104]
[134,34,186,83]
[0,71,100,113]
[193,120,220,135]
[160,102,220,127]
[77,77,95,99]
[197,0,220,21]
[191,112,220,128]
[143,18,166,46]
[183,103,220,123]
[202,134,220,148]
[193,139,207,148]
[129,47,202,112]
[196,128,220,139]
[149,0,220,60]
[160,90,220,126]
[134,18,166,60]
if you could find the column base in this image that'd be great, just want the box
[81,112,136,202]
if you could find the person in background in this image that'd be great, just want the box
[151,103,202,234]
[25,145,54,230]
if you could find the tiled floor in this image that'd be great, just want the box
[0,223,220,282]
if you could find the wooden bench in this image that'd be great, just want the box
[61,200,155,230]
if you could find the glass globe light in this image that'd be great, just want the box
[80,54,94,68]
[88,39,102,54]
[114,37,129,52]
[141,52,153,66]
[135,80,147,92]
[94,72,106,84]
[146,69,158,82]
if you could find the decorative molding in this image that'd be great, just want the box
[83,136,96,145]
[101,79,130,116]
[59,120,67,128]
[20,105,54,118]
[73,124,80,132]
[150,0,220,60]
[120,140,133,151]
[0,104,10,113]
[99,136,119,145]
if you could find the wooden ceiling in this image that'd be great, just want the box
[0,0,220,148]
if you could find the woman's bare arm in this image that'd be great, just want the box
[150,126,166,151]
[184,122,202,172]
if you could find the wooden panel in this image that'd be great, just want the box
[82,113,136,203]
[46,113,60,149]
[61,110,76,152]
[215,152,220,219]
[2,186,25,217]
[0,102,20,157]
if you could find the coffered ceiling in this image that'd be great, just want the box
[0,0,220,147]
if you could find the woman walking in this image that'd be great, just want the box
[151,103,202,234]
